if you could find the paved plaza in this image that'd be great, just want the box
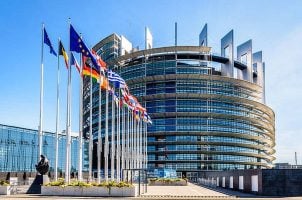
[1,183,302,199]
[141,182,230,197]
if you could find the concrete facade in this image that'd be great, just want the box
[199,169,302,196]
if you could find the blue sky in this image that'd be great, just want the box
[0,0,302,164]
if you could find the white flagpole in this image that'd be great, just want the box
[145,122,147,169]
[78,54,83,181]
[129,111,132,170]
[88,65,93,182]
[97,76,102,183]
[116,91,120,182]
[121,101,125,180]
[38,23,45,162]
[134,118,137,169]
[65,21,72,184]
[139,120,142,169]
[131,111,134,169]
[126,109,130,171]
[111,93,115,181]
[54,38,60,181]
[136,118,139,169]
[104,85,109,181]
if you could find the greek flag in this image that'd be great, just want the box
[108,70,127,89]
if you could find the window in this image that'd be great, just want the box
[224,46,230,58]
[240,53,247,65]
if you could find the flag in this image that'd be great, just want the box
[142,112,148,122]
[113,92,119,106]
[82,66,100,82]
[82,55,99,81]
[43,28,57,56]
[82,56,100,81]
[108,70,127,89]
[91,49,107,72]
[128,94,137,108]
[69,24,99,72]
[58,40,69,68]
[147,115,152,124]
[100,75,110,90]
[133,109,140,121]
[70,52,80,73]
[136,102,146,112]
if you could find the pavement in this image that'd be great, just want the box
[141,182,231,198]
[1,183,302,200]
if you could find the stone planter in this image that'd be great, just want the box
[82,186,109,197]
[41,186,136,197]
[0,185,12,195]
[110,187,135,197]
[149,180,187,186]
[41,186,62,196]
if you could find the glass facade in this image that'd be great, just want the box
[115,49,274,172]
[0,124,88,172]
[90,34,275,176]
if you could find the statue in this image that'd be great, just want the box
[35,155,49,175]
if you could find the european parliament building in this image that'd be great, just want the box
[89,24,275,180]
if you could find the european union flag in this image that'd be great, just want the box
[43,28,57,56]
[70,24,99,72]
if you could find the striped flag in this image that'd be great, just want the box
[58,40,69,68]
[70,52,80,73]
[108,70,127,89]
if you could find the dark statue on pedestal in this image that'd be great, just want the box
[27,155,50,194]
[35,155,49,175]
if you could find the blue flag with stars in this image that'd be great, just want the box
[43,28,57,56]
[69,24,99,72]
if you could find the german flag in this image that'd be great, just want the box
[58,40,69,68]
[82,56,100,82]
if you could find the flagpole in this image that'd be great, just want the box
[121,100,125,181]
[126,108,130,179]
[105,84,109,181]
[129,110,131,171]
[135,117,138,169]
[54,38,60,181]
[130,111,133,170]
[111,93,115,181]
[139,120,142,169]
[116,90,120,182]
[88,63,93,182]
[78,54,83,182]
[145,121,147,169]
[97,76,102,183]
[65,19,72,184]
[38,23,45,163]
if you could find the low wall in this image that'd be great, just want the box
[0,186,12,195]
[41,186,136,197]
[199,169,302,196]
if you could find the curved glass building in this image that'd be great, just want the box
[90,25,275,179]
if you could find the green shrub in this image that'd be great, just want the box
[68,181,91,187]
[0,180,9,186]
[45,179,133,188]
[116,181,132,188]
[45,178,65,186]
